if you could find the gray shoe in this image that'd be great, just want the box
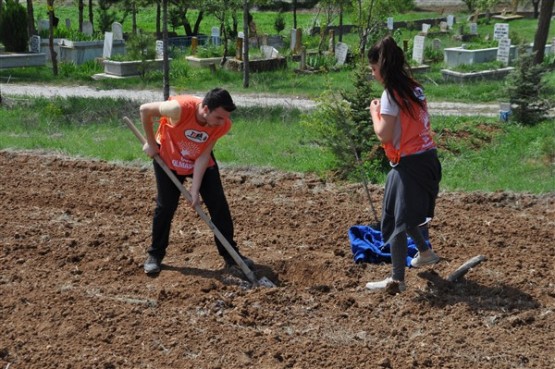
[144,255,161,274]
[410,250,440,268]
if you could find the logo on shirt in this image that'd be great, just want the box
[184,129,208,143]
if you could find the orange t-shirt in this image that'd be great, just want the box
[155,95,231,175]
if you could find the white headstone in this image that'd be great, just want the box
[82,21,93,36]
[112,22,123,41]
[447,15,454,29]
[335,42,348,65]
[260,45,279,59]
[439,21,448,32]
[38,19,49,32]
[211,26,221,46]
[412,35,425,65]
[493,23,509,40]
[156,40,164,59]
[238,31,244,39]
[103,32,113,58]
[497,38,511,65]
[65,18,71,29]
[290,29,297,51]
[29,35,41,53]
[552,37,555,55]
[421,23,431,34]
[470,23,478,35]
[432,38,441,50]
[387,17,394,31]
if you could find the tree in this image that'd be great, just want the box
[26,0,36,36]
[0,0,28,52]
[47,0,58,76]
[532,0,554,65]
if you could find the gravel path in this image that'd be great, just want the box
[2,82,502,117]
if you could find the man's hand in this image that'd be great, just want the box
[142,142,159,158]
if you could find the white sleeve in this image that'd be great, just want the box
[380,90,399,117]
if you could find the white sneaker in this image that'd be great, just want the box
[411,250,440,268]
[365,277,406,294]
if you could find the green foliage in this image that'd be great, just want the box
[38,25,99,41]
[0,0,29,52]
[306,53,337,71]
[274,11,285,35]
[301,63,385,182]
[505,50,551,125]
[195,44,225,58]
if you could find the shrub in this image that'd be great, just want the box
[505,50,551,125]
[301,63,387,181]
[274,12,285,35]
[0,0,29,52]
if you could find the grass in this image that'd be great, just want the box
[1,96,553,194]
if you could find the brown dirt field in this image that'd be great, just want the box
[1,150,554,369]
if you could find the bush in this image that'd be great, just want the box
[274,12,285,35]
[0,0,29,52]
[505,50,551,125]
[301,64,387,181]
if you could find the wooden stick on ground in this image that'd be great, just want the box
[447,255,486,282]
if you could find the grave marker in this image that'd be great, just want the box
[102,32,113,58]
[82,21,93,36]
[29,35,41,53]
[439,21,448,32]
[432,38,441,50]
[38,19,49,32]
[447,15,454,29]
[421,23,431,35]
[493,23,509,40]
[156,40,164,59]
[260,45,279,59]
[290,29,297,51]
[335,42,348,65]
[470,22,478,35]
[211,27,221,46]
[497,38,511,65]
[412,35,425,65]
[112,22,123,41]
[387,17,394,31]
[65,18,71,29]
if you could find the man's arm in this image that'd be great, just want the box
[189,141,217,208]
[139,101,163,157]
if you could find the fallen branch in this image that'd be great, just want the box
[447,255,486,282]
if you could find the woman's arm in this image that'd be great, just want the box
[369,98,396,144]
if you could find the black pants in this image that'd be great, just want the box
[147,157,238,264]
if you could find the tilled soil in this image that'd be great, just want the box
[1,150,554,369]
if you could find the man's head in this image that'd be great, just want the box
[202,88,236,113]
[198,88,236,127]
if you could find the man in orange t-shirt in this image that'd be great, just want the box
[140,88,254,274]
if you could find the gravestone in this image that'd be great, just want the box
[112,22,123,41]
[82,21,93,36]
[65,18,71,29]
[470,23,478,35]
[439,21,448,32]
[497,38,511,66]
[103,32,114,58]
[421,23,431,35]
[156,40,164,59]
[432,38,441,50]
[38,19,49,32]
[447,15,454,29]
[387,17,394,31]
[493,23,509,40]
[335,42,348,65]
[29,35,41,53]
[260,45,279,59]
[290,29,297,51]
[412,35,425,65]
[328,30,335,53]
[551,37,555,55]
[211,27,221,46]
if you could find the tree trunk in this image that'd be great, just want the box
[26,0,36,36]
[78,0,83,32]
[193,11,203,35]
[532,0,554,65]
[47,0,58,76]
[243,0,249,88]
[338,3,343,42]
[532,0,540,18]
[293,0,297,29]
[88,0,93,29]
[162,0,170,101]
[156,1,161,38]
[132,2,137,34]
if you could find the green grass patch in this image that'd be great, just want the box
[1,97,553,194]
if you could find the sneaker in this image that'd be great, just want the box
[410,249,440,268]
[365,277,406,294]
[225,255,255,270]
[144,255,161,274]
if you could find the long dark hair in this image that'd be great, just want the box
[367,36,424,117]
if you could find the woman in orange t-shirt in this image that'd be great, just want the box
[366,36,442,294]
[139,88,254,275]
